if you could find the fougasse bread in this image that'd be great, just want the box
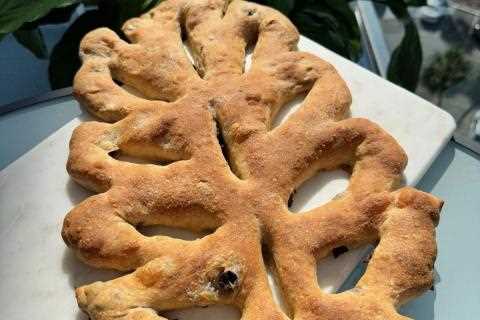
[62,0,443,319]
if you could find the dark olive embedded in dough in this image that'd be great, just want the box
[216,270,238,292]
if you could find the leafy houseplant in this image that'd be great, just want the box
[0,0,425,91]
[422,48,469,106]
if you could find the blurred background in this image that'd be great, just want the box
[0,0,479,153]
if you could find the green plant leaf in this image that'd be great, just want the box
[48,9,105,89]
[13,27,48,59]
[290,0,361,60]
[0,0,76,35]
[404,0,427,6]
[324,0,361,57]
[387,20,422,91]
[265,0,296,15]
[422,48,469,94]
[34,2,80,25]
[252,0,360,60]
[98,0,164,32]
[81,0,99,5]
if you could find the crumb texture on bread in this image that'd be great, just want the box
[62,0,443,319]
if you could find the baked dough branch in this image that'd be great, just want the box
[62,0,443,319]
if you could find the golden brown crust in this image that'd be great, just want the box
[62,0,443,319]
